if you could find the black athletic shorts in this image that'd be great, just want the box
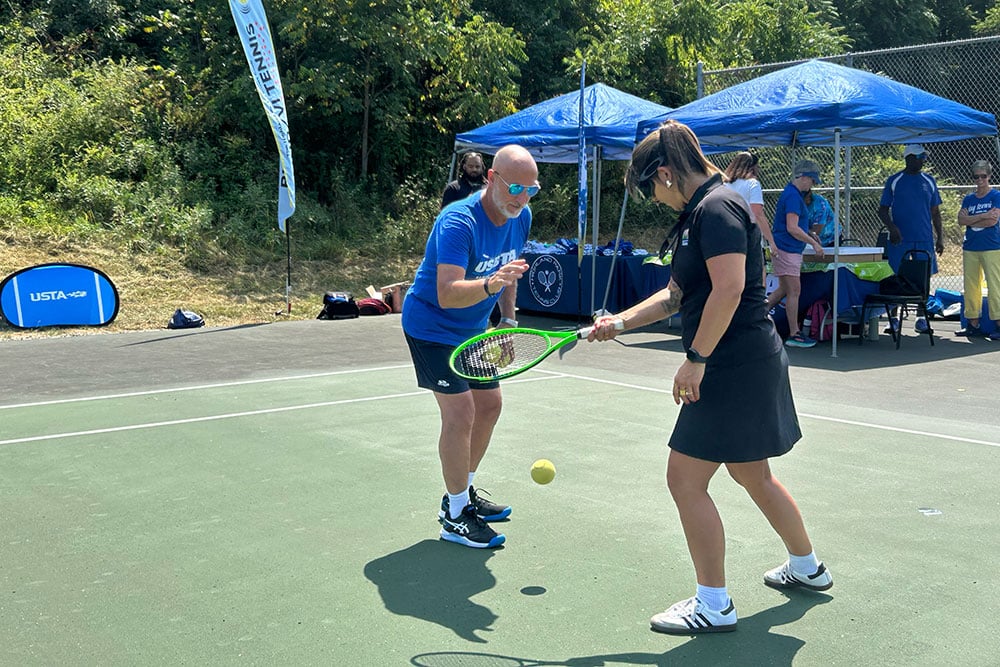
[404,332,499,394]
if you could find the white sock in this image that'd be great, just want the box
[448,489,470,519]
[789,551,820,574]
[468,472,476,488]
[696,584,730,612]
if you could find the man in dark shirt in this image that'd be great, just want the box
[441,152,487,207]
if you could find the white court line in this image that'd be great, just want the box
[537,369,1000,449]
[796,413,1000,449]
[0,391,429,445]
[0,365,415,410]
[0,374,560,446]
[4,368,998,450]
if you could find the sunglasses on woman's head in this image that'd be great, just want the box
[494,172,541,197]
[635,157,664,199]
[973,173,989,180]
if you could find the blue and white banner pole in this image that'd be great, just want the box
[229,0,296,312]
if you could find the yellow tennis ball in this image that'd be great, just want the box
[482,344,503,365]
[530,459,556,485]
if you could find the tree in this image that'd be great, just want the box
[713,0,850,66]
[572,0,718,106]
[832,0,938,50]
[280,0,524,187]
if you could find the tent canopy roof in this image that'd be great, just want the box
[456,83,672,163]
[636,60,997,149]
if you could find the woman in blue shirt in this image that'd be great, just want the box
[957,159,1000,339]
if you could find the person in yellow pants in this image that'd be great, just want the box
[957,160,1000,339]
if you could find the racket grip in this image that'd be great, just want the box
[577,318,625,338]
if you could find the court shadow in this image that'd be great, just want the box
[120,322,273,346]
[411,591,831,666]
[365,539,500,643]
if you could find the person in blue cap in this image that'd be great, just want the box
[878,144,943,334]
[766,159,826,348]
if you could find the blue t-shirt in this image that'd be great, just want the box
[961,189,1000,252]
[402,193,531,346]
[771,183,809,253]
[880,171,941,244]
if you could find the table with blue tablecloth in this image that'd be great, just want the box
[516,253,670,316]
[769,261,893,337]
[797,262,893,315]
[516,252,890,325]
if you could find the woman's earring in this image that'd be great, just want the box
[664,179,672,189]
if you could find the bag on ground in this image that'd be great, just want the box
[318,292,359,320]
[357,297,391,316]
[806,299,834,341]
[168,309,205,329]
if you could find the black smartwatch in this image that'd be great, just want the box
[686,347,710,364]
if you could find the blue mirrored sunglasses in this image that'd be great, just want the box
[495,172,541,197]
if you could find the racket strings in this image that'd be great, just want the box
[454,332,551,379]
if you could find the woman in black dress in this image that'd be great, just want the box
[589,120,832,634]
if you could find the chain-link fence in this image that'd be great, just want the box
[699,36,1000,291]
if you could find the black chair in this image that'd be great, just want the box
[859,249,934,349]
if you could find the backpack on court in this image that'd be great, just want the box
[168,308,205,329]
[805,299,833,342]
[318,291,359,320]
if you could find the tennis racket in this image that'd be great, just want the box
[449,321,623,381]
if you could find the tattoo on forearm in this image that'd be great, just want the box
[660,287,682,317]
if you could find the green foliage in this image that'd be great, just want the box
[0,0,987,285]
[714,0,850,66]
[975,3,1000,35]
[573,0,715,105]
[832,0,938,50]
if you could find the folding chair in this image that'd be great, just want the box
[858,249,934,349]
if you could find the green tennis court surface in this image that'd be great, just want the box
[2,315,998,665]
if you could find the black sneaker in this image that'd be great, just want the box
[438,486,512,522]
[956,324,986,337]
[439,504,506,548]
[470,486,512,521]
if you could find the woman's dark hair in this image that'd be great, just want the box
[724,151,759,182]
[625,120,721,202]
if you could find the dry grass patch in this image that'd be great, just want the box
[0,237,420,340]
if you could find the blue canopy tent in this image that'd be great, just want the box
[635,59,999,355]
[456,82,672,162]
[454,83,672,315]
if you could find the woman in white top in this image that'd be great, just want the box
[724,152,774,286]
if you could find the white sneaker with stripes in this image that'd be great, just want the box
[650,596,737,634]
[763,560,834,591]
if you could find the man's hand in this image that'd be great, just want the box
[489,259,529,293]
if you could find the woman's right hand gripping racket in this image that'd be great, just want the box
[449,321,624,381]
